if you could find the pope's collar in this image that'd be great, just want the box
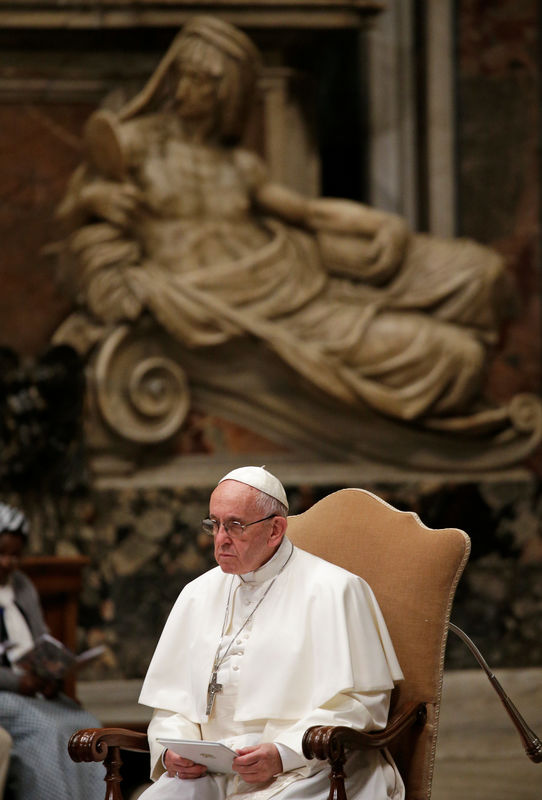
[239,535,294,585]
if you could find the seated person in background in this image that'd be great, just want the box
[0,502,104,800]
[0,726,12,796]
[138,466,405,800]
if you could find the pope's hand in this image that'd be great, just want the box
[233,743,283,783]
[163,749,208,780]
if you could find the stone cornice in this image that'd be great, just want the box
[0,0,384,29]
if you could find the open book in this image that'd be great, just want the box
[14,633,105,681]
[157,739,238,773]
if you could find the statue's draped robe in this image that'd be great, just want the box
[59,130,510,422]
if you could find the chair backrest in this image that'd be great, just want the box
[287,488,470,800]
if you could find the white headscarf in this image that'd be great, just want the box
[0,584,34,666]
[0,502,33,665]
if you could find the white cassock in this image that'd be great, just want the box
[138,536,405,800]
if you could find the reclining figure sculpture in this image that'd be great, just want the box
[52,15,542,471]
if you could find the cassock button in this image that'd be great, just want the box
[233,665,240,671]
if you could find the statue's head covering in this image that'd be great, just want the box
[118,16,261,141]
[218,466,288,510]
[0,503,29,537]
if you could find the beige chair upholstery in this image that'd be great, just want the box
[69,488,471,800]
[287,488,470,800]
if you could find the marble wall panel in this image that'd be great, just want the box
[456,0,541,410]
[0,102,90,354]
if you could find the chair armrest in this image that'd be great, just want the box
[69,727,150,800]
[69,727,150,763]
[302,702,427,761]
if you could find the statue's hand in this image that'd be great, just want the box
[365,215,409,277]
[86,268,143,323]
[309,198,410,283]
[306,197,371,233]
[72,229,142,275]
[78,181,144,228]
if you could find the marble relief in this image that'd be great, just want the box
[50,15,542,475]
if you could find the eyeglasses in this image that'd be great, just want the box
[202,514,277,538]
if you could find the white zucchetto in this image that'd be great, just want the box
[218,466,288,509]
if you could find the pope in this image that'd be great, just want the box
[138,466,405,800]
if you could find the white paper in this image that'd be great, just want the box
[157,739,238,773]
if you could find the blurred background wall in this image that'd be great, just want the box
[0,0,541,679]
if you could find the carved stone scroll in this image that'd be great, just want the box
[92,324,190,446]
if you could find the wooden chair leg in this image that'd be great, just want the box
[328,756,347,800]
[104,746,125,800]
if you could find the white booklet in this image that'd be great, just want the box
[158,739,238,773]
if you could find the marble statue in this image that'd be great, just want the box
[52,15,541,471]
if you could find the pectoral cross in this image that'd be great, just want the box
[206,670,223,715]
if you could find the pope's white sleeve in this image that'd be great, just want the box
[263,689,391,775]
[147,708,203,781]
